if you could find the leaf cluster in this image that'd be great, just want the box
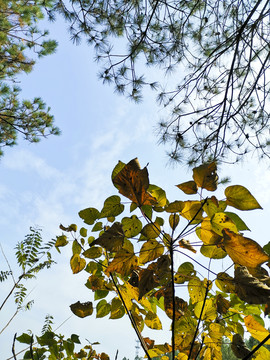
[56,158,270,359]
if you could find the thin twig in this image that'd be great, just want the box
[12,333,17,360]
[242,333,270,360]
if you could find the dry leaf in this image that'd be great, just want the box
[231,334,251,359]
[138,268,159,300]
[235,266,270,304]
[223,229,269,268]
[70,301,93,318]
[244,315,270,344]
[112,158,157,206]
[176,180,198,194]
[91,222,125,252]
[192,162,218,191]
[179,239,196,253]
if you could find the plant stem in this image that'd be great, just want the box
[169,243,176,360]
[242,333,270,360]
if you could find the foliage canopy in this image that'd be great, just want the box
[54,0,270,164]
[0,0,59,156]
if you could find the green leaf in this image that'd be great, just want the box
[148,184,167,207]
[71,334,81,344]
[55,235,68,247]
[96,299,111,318]
[80,227,87,237]
[70,301,93,318]
[79,207,100,225]
[175,262,196,284]
[200,244,227,259]
[141,222,161,239]
[145,311,162,330]
[211,212,238,236]
[36,332,57,346]
[92,222,103,232]
[139,240,164,264]
[111,160,126,183]
[225,185,262,210]
[169,214,180,230]
[224,212,250,231]
[100,195,124,218]
[83,246,103,259]
[63,339,75,356]
[110,298,125,319]
[16,333,33,344]
[165,201,184,213]
[72,240,81,255]
[176,180,198,194]
[70,254,86,274]
[94,290,109,300]
[122,215,142,237]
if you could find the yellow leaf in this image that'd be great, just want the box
[106,249,139,276]
[145,311,162,330]
[188,277,212,304]
[194,298,216,321]
[169,214,180,230]
[70,254,86,274]
[209,323,225,342]
[196,218,222,245]
[192,162,218,191]
[176,180,198,194]
[215,272,235,293]
[244,315,270,344]
[253,345,270,359]
[119,282,139,310]
[225,185,262,210]
[211,212,238,236]
[70,301,93,318]
[180,201,203,223]
[112,158,157,206]
[139,239,164,264]
[223,229,269,268]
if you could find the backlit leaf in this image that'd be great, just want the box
[145,311,162,330]
[121,215,142,237]
[225,185,262,210]
[139,240,164,264]
[215,272,235,293]
[231,334,251,359]
[141,222,161,239]
[169,214,180,230]
[138,269,159,300]
[235,266,270,304]
[223,229,269,268]
[165,201,184,213]
[72,240,81,255]
[244,315,270,344]
[106,249,138,276]
[203,197,227,217]
[164,291,187,320]
[91,222,125,252]
[70,254,86,274]
[80,227,87,237]
[96,299,111,318]
[196,218,222,245]
[99,195,124,218]
[79,207,100,225]
[55,235,68,247]
[148,184,167,207]
[119,282,139,310]
[188,277,211,304]
[70,301,93,318]
[180,201,203,223]
[252,345,270,359]
[179,239,196,254]
[211,212,238,236]
[112,158,157,206]
[200,244,227,259]
[224,212,250,231]
[216,294,230,314]
[175,262,195,284]
[194,298,216,320]
[110,297,125,319]
[192,162,218,191]
[176,180,198,194]
[83,246,103,259]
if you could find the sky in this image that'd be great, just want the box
[1,13,270,360]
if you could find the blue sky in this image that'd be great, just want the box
[1,14,270,360]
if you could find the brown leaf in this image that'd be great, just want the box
[231,334,251,359]
[192,162,218,191]
[70,301,93,318]
[112,158,157,206]
[138,269,159,300]
[176,180,198,194]
[106,249,138,276]
[164,286,187,320]
[179,239,196,254]
[223,229,269,268]
[91,222,125,252]
[216,294,230,314]
[235,266,270,304]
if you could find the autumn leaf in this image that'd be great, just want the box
[179,239,196,254]
[234,266,270,304]
[188,277,212,304]
[112,158,157,206]
[110,298,125,319]
[192,162,218,191]
[169,214,180,230]
[106,249,138,276]
[99,195,124,218]
[176,180,198,194]
[70,254,86,274]
[200,244,227,259]
[138,268,159,300]
[215,272,235,293]
[223,229,269,268]
[70,301,93,318]
[145,311,162,330]
[225,185,262,210]
[139,239,164,264]
[211,212,238,236]
[216,294,230,314]
[244,315,270,344]
[180,201,203,223]
[231,334,251,359]
[91,222,125,252]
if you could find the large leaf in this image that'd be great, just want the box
[121,215,142,237]
[99,195,124,218]
[91,222,125,252]
[110,298,125,319]
[194,298,216,320]
[138,268,159,300]
[112,158,157,206]
[70,254,86,274]
[225,185,262,210]
[192,162,218,191]
[180,201,203,223]
[223,229,269,268]
[211,212,238,236]
[139,240,164,264]
[148,184,168,207]
[70,301,93,318]
[200,244,227,259]
[231,334,251,359]
[96,299,111,318]
[145,311,162,330]
[78,207,100,225]
[196,218,222,245]
[244,315,270,344]
[176,180,198,194]
[106,249,138,276]
[188,277,211,304]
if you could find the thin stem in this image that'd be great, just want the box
[12,333,17,360]
[169,243,175,360]
[242,333,270,360]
